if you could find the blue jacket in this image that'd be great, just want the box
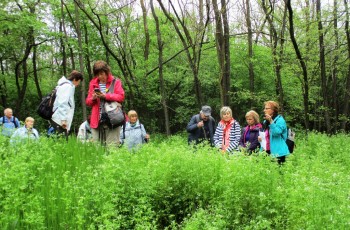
[120,120,147,150]
[187,114,216,146]
[0,116,20,137]
[263,115,290,157]
[10,126,39,145]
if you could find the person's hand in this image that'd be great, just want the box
[61,120,67,129]
[92,92,99,100]
[258,136,262,142]
[265,114,273,123]
[197,121,204,128]
[145,134,150,140]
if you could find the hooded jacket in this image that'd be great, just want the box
[51,76,75,131]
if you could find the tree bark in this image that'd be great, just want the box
[140,0,150,60]
[286,0,310,131]
[342,0,350,131]
[74,1,87,121]
[245,0,255,107]
[150,0,170,136]
[212,0,228,106]
[316,0,331,133]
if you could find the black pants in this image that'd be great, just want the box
[49,120,68,140]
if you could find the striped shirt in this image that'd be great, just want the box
[214,120,241,153]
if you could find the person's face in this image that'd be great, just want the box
[200,113,209,121]
[246,116,255,126]
[97,71,108,83]
[25,119,34,129]
[264,105,274,116]
[222,112,232,122]
[72,79,81,87]
[5,110,12,118]
[129,114,138,124]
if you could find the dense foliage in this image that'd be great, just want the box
[1,133,349,229]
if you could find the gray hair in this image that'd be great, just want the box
[220,106,232,118]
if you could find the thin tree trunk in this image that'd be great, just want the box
[150,0,170,136]
[140,0,150,60]
[212,0,226,106]
[245,0,254,107]
[222,0,231,106]
[0,59,7,107]
[32,44,42,100]
[60,0,67,76]
[316,0,331,133]
[332,0,339,132]
[342,0,350,131]
[74,1,87,121]
[286,0,310,131]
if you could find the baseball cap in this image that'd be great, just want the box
[201,105,212,116]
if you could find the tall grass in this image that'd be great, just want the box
[0,132,349,229]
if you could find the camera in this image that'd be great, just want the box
[94,88,101,93]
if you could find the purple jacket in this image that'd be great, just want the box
[239,123,262,152]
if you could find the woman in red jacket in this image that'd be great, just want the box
[85,60,125,147]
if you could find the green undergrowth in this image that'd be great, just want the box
[0,132,349,229]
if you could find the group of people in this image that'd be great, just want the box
[0,61,150,151]
[187,101,290,163]
[1,60,290,159]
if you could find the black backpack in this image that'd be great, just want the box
[286,127,295,153]
[37,82,69,120]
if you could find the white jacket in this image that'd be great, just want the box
[51,76,75,131]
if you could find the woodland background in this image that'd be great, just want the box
[1,0,350,135]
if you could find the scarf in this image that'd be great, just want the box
[220,118,234,151]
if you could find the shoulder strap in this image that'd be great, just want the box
[13,116,18,128]
[107,78,116,94]
[2,116,4,125]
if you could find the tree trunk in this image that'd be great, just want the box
[286,0,310,131]
[157,0,206,107]
[140,0,150,60]
[74,1,87,121]
[32,44,42,100]
[0,59,7,107]
[212,0,226,106]
[245,0,254,107]
[332,0,339,132]
[342,0,350,131]
[222,0,231,106]
[60,0,67,76]
[316,0,331,133]
[150,0,170,136]
[261,0,287,111]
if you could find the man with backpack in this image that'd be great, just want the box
[0,108,20,137]
[49,70,83,137]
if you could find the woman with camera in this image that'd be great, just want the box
[85,60,125,147]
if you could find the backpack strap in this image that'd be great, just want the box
[2,116,18,128]
[13,116,18,128]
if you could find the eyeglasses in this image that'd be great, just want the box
[264,107,272,110]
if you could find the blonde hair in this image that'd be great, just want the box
[264,101,280,114]
[25,117,34,123]
[245,110,260,123]
[220,106,232,119]
[127,110,138,118]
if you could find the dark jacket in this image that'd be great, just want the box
[239,123,262,152]
[186,114,216,146]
